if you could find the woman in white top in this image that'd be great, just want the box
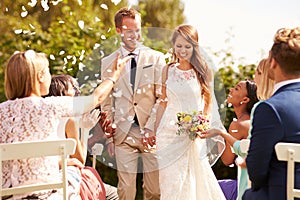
[0,50,130,199]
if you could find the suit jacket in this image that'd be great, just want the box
[101,46,165,145]
[245,82,300,200]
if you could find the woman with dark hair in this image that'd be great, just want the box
[155,24,226,199]
[200,80,258,200]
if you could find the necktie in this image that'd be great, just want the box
[128,53,139,125]
[128,53,137,90]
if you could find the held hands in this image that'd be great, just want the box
[98,111,116,138]
[97,111,116,157]
[142,128,156,148]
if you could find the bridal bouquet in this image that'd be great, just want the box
[176,110,210,141]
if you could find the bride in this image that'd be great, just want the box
[155,24,226,200]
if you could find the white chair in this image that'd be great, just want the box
[275,142,300,200]
[91,143,104,168]
[0,138,76,200]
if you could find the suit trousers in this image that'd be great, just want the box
[115,125,160,200]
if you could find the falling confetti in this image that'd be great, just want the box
[14,29,23,34]
[21,11,28,18]
[41,0,49,11]
[100,4,108,10]
[29,24,35,29]
[78,62,85,71]
[111,0,121,5]
[28,0,37,7]
[78,20,84,29]
[49,54,55,60]
[95,17,101,22]
[52,0,63,6]
[112,90,122,98]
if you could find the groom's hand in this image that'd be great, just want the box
[142,128,156,148]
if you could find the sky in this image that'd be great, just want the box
[181,0,300,66]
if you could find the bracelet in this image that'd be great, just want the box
[105,77,116,84]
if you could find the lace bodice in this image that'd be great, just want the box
[0,96,93,189]
[166,65,203,113]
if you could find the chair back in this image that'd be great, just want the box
[0,139,76,200]
[275,142,300,199]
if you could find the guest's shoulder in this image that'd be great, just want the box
[228,120,250,139]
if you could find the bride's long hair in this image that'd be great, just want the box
[169,24,212,114]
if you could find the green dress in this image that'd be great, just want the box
[233,140,249,200]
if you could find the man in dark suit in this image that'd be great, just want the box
[243,27,300,200]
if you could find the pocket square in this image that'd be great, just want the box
[143,64,153,69]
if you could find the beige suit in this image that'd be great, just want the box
[101,46,165,200]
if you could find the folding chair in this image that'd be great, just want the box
[0,138,76,200]
[275,142,300,200]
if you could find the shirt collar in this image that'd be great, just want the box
[120,46,139,56]
[273,78,300,93]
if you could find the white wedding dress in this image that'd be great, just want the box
[156,65,226,200]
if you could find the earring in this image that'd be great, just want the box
[240,102,243,105]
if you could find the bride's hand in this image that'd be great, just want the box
[142,128,156,148]
[198,128,222,139]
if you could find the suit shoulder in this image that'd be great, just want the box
[102,51,119,62]
[140,46,164,57]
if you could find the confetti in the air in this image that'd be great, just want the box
[41,0,49,11]
[100,4,108,10]
[28,0,37,7]
[78,20,84,29]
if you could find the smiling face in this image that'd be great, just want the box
[117,16,141,52]
[174,35,194,62]
[227,81,248,106]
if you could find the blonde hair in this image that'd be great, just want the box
[256,58,275,100]
[5,50,49,100]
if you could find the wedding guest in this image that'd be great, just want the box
[216,80,259,200]
[46,74,101,163]
[0,49,130,199]
[155,24,226,200]
[101,7,165,200]
[200,57,274,199]
[46,74,119,200]
[243,27,300,200]
[254,58,275,101]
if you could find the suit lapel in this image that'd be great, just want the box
[114,48,133,96]
[134,49,145,92]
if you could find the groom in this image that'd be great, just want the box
[101,7,165,200]
[243,27,300,200]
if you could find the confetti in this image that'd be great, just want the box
[100,4,108,10]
